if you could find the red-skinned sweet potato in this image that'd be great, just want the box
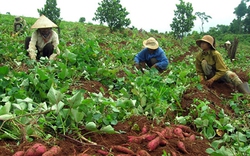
[144,133,157,141]
[177,141,188,154]
[164,127,173,139]
[173,127,184,138]
[112,145,135,155]
[141,125,148,134]
[12,151,25,156]
[189,134,196,141]
[176,125,192,133]
[24,143,47,156]
[147,136,161,151]
[136,149,150,156]
[97,149,109,155]
[42,145,61,156]
[128,135,144,144]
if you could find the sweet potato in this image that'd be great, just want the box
[24,143,47,156]
[173,127,184,138]
[183,132,191,137]
[12,151,25,156]
[97,149,109,155]
[164,127,173,139]
[147,136,161,151]
[136,149,150,156]
[128,135,144,144]
[170,151,177,156]
[144,133,157,141]
[177,141,188,154]
[189,134,196,141]
[141,125,148,134]
[42,145,61,156]
[112,145,135,155]
[176,125,192,133]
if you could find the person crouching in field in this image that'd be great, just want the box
[134,37,169,73]
[25,15,60,60]
[13,16,27,35]
[195,35,250,94]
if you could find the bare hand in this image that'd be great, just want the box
[205,78,214,87]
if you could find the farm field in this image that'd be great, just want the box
[0,14,250,156]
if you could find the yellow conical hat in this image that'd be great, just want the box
[31,15,58,29]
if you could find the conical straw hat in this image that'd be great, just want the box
[31,15,58,29]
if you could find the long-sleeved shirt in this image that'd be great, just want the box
[27,29,60,55]
[134,47,169,70]
[195,50,229,80]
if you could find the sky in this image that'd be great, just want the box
[0,0,243,33]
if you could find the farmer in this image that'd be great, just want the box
[195,35,250,94]
[224,40,231,51]
[25,15,60,60]
[13,16,27,34]
[134,37,169,73]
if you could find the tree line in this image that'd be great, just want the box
[36,0,250,38]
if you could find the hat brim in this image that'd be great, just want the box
[31,15,58,29]
[196,39,215,50]
[143,40,159,50]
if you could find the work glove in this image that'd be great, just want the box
[29,51,36,60]
[49,53,57,60]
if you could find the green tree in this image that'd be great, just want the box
[195,12,211,33]
[93,0,131,32]
[79,17,86,23]
[37,0,61,26]
[243,6,250,33]
[233,0,247,33]
[170,0,196,39]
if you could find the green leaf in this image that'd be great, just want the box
[85,122,98,131]
[0,66,9,78]
[47,86,64,104]
[176,116,187,124]
[205,148,215,154]
[67,91,83,108]
[62,49,77,63]
[211,139,224,149]
[71,109,84,122]
[0,114,14,120]
[237,132,247,142]
[0,102,11,115]
[36,68,49,81]
[20,78,29,87]
[224,124,235,132]
[100,125,116,134]
[204,125,216,139]
[52,101,65,113]
[12,103,27,110]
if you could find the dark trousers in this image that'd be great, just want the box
[25,37,54,60]
[140,58,164,73]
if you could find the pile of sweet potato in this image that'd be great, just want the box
[13,143,61,156]
[95,124,197,156]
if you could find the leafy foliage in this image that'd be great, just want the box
[195,12,211,33]
[37,0,61,26]
[93,0,131,32]
[0,14,250,155]
[170,0,196,39]
[79,17,86,23]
